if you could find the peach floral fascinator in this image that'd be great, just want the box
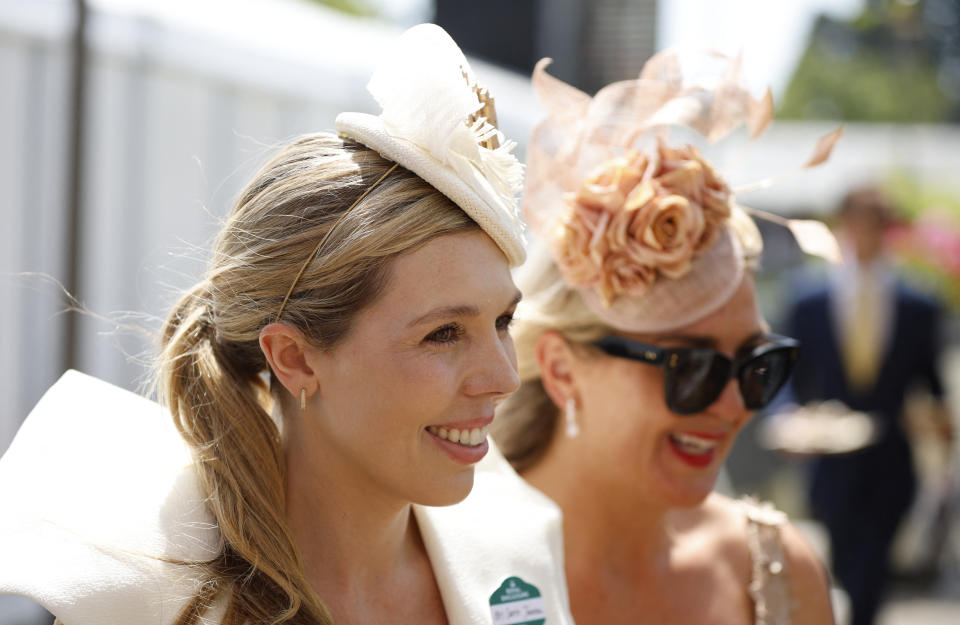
[522,49,842,333]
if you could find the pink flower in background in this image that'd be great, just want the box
[888,212,960,311]
[916,221,960,274]
[554,141,733,305]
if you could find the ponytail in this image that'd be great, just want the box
[159,283,333,625]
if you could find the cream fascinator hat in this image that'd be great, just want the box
[523,50,841,333]
[336,23,525,266]
[277,24,526,320]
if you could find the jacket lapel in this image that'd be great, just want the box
[413,445,573,625]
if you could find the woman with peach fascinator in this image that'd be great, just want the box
[491,50,841,625]
[0,25,574,625]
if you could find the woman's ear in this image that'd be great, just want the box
[259,323,319,403]
[535,330,579,410]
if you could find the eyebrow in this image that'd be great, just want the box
[407,290,522,328]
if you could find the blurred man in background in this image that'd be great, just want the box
[784,186,954,625]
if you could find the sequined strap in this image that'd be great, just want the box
[742,497,792,625]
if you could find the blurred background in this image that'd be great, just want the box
[1,0,958,623]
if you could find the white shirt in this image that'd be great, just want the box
[829,248,896,366]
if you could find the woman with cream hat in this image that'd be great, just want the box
[0,25,572,625]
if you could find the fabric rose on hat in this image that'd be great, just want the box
[553,140,732,305]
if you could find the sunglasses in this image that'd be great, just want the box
[591,333,799,415]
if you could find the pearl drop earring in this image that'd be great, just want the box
[565,397,580,439]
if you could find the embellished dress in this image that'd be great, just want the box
[742,497,793,625]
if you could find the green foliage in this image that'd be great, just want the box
[779,0,959,122]
[779,44,950,122]
[882,171,960,221]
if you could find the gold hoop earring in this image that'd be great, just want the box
[300,388,307,411]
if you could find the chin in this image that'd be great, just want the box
[412,469,476,507]
[665,487,714,509]
[658,471,721,509]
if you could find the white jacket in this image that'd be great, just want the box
[0,371,573,625]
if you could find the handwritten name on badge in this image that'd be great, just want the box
[489,576,546,625]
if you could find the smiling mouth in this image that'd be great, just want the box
[426,425,488,447]
[668,432,720,455]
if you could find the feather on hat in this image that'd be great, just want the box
[336,24,526,266]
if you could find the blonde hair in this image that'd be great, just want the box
[158,132,479,625]
[491,242,610,472]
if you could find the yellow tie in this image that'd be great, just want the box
[843,274,880,391]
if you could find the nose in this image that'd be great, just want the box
[710,375,749,422]
[463,332,521,399]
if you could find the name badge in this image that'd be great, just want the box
[489,576,546,625]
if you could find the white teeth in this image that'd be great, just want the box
[469,428,483,446]
[427,425,489,447]
[670,432,719,454]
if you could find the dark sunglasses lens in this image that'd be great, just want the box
[667,350,731,414]
[739,348,796,409]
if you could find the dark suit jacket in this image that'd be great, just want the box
[785,278,944,522]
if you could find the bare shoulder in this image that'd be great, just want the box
[778,521,835,625]
[698,495,835,624]
[675,493,755,567]
[694,492,755,537]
